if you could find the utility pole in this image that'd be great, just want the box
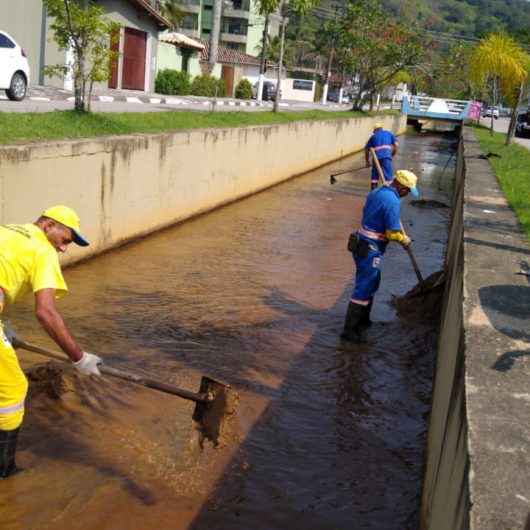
[321,5,338,105]
[321,49,333,104]
[273,8,287,113]
[209,0,223,72]
[257,13,269,104]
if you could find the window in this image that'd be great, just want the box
[293,79,314,91]
[223,18,247,34]
[181,14,198,30]
[0,34,15,48]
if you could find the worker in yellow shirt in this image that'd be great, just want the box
[0,205,101,479]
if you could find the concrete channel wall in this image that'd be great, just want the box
[0,114,405,265]
[420,128,530,530]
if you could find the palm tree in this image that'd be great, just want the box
[470,33,530,143]
[255,34,295,67]
[160,0,185,30]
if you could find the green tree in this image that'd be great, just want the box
[44,0,119,112]
[336,0,425,110]
[255,34,295,67]
[408,42,475,100]
[255,0,318,112]
[160,0,185,30]
[470,33,530,141]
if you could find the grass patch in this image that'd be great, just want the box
[474,126,530,242]
[0,109,397,145]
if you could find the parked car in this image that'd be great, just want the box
[482,106,499,119]
[0,30,30,101]
[327,89,341,103]
[252,80,277,101]
[515,111,530,138]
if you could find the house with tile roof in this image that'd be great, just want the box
[2,0,170,92]
[158,32,277,97]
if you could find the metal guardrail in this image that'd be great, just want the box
[402,95,471,121]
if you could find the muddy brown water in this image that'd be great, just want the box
[2,130,456,530]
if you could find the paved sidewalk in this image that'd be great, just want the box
[463,128,530,530]
[0,85,352,113]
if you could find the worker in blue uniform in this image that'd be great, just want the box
[365,123,399,190]
[342,170,419,342]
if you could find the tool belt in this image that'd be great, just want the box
[348,233,382,257]
[347,232,359,253]
[347,233,370,257]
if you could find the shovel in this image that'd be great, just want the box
[12,337,238,446]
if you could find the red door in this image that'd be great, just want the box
[108,28,120,89]
[122,27,147,90]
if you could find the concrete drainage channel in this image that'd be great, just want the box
[419,128,530,530]
[0,117,530,530]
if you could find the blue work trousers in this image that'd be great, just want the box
[351,241,383,304]
[371,158,394,190]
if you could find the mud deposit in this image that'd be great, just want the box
[2,131,456,530]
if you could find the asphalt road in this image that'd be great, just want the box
[479,116,530,150]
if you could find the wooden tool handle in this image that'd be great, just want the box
[404,245,424,283]
[12,338,209,404]
[370,147,387,187]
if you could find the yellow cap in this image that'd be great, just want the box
[42,205,89,247]
[395,170,419,197]
[373,122,384,130]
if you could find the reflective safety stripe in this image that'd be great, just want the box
[351,298,370,306]
[373,144,393,151]
[0,400,24,414]
[359,226,387,241]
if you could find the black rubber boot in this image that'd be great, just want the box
[340,302,365,342]
[0,428,20,479]
[359,300,373,329]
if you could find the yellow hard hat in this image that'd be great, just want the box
[373,122,384,130]
[42,205,89,247]
[395,170,419,197]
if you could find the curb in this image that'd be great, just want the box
[2,92,350,110]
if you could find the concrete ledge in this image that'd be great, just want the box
[462,129,530,530]
[0,114,405,265]
[420,127,530,530]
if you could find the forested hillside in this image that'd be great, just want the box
[382,0,530,39]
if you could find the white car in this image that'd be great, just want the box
[482,106,499,119]
[0,30,30,101]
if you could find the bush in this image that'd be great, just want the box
[155,69,190,95]
[190,75,226,97]
[235,78,253,99]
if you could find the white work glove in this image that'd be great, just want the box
[401,235,412,248]
[74,352,102,376]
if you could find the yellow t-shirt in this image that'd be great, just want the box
[0,224,68,307]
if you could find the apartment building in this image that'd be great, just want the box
[178,0,276,57]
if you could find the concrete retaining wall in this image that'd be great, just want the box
[0,114,405,265]
[420,128,530,530]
